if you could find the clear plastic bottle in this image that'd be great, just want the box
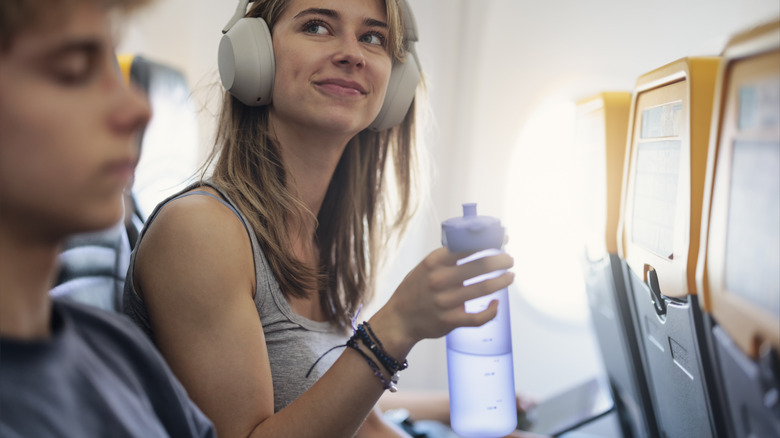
[442,203,517,437]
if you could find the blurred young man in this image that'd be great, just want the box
[0,1,215,436]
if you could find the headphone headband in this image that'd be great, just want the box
[222,0,252,34]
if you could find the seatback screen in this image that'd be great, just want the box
[724,78,780,316]
[631,101,683,260]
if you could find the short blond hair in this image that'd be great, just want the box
[0,0,149,52]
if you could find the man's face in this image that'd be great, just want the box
[0,1,151,241]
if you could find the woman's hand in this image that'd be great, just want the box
[370,247,514,358]
[517,393,537,416]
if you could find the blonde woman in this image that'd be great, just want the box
[123,0,514,436]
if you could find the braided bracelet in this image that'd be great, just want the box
[363,321,408,372]
[347,337,398,392]
[356,322,408,375]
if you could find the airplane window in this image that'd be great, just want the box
[132,74,200,219]
[504,100,590,323]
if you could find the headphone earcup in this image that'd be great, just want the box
[368,48,421,132]
[218,17,275,106]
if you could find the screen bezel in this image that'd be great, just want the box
[703,47,780,359]
[622,76,691,299]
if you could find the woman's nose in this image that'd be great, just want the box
[331,35,366,68]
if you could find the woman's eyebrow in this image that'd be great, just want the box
[293,7,387,29]
[364,18,387,29]
[294,7,338,19]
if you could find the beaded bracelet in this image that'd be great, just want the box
[356,323,408,375]
[355,325,391,372]
[304,317,407,393]
[362,321,409,373]
[347,337,398,392]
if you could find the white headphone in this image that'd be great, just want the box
[217,0,421,131]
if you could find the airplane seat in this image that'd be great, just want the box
[50,223,131,312]
[696,18,780,438]
[51,55,198,312]
[618,57,727,437]
[575,92,658,438]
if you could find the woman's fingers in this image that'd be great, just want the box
[426,250,515,325]
[433,271,515,309]
[428,253,514,292]
[386,247,516,343]
[450,298,499,328]
[423,246,465,268]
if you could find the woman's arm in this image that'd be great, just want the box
[135,193,271,437]
[135,191,514,438]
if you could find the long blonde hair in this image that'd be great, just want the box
[204,0,421,329]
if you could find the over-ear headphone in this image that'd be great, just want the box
[217,0,421,131]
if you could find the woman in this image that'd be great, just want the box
[123,0,515,436]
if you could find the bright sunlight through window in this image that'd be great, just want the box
[503,100,590,323]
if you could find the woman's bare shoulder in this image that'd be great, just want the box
[134,186,255,300]
[148,187,247,246]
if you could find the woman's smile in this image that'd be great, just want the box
[314,77,368,97]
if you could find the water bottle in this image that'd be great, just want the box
[443,203,517,437]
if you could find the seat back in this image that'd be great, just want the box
[576,92,658,438]
[696,19,780,438]
[618,57,726,437]
[50,223,131,312]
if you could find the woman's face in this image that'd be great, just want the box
[0,1,151,240]
[269,0,393,137]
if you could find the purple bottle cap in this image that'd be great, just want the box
[441,203,504,252]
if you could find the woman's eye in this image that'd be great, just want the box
[303,20,329,35]
[360,32,386,46]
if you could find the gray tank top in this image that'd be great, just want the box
[123,181,349,413]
